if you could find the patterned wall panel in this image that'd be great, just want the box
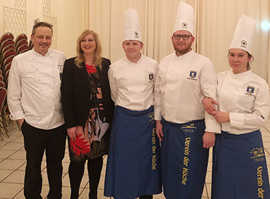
[42,15,57,48]
[42,0,51,16]
[3,7,27,37]
[14,0,26,10]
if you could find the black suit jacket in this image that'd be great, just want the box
[61,57,113,129]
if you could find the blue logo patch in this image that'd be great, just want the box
[189,71,197,79]
[246,86,255,95]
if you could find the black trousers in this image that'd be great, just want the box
[69,156,103,199]
[21,121,66,199]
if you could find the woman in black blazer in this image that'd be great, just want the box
[61,30,114,199]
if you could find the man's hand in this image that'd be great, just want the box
[67,126,77,141]
[214,111,230,123]
[202,131,215,148]
[156,120,164,142]
[202,97,218,116]
[17,119,24,129]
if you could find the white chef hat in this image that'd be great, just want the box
[173,1,194,35]
[123,8,142,42]
[229,15,256,55]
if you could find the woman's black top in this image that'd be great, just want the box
[61,57,114,158]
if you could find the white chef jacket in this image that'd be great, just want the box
[7,49,66,130]
[217,70,270,135]
[155,51,220,133]
[108,55,157,111]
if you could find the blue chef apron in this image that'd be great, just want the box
[104,106,162,199]
[211,130,270,199]
[161,119,209,199]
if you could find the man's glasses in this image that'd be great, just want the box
[172,34,192,40]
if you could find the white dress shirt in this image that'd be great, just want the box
[7,49,66,130]
[155,51,220,133]
[217,70,270,135]
[108,55,157,111]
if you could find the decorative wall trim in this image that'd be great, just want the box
[14,0,26,10]
[42,0,51,16]
[3,7,26,37]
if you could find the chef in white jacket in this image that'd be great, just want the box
[154,2,220,199]
[104,8,161,199]
[203,15,270,199]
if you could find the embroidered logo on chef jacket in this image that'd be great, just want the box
[149,73,154,81]
[58,64,64,81]
[250,147,265,162]
[187,70,198,80]
[246,86,255,95]
[241,40,248,49]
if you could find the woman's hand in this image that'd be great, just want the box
[67,126,77,140]
[75,126,85,136]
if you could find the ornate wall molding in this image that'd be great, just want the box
[3,7,26,37]
[14,0,26,10]
[42,0,51,16]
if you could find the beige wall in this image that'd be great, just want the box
[56,0,89,58]
[1,0,269,83]
[0,0,88,58]
[89,0,270,83]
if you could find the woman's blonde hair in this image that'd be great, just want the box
[75,30,102,68]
